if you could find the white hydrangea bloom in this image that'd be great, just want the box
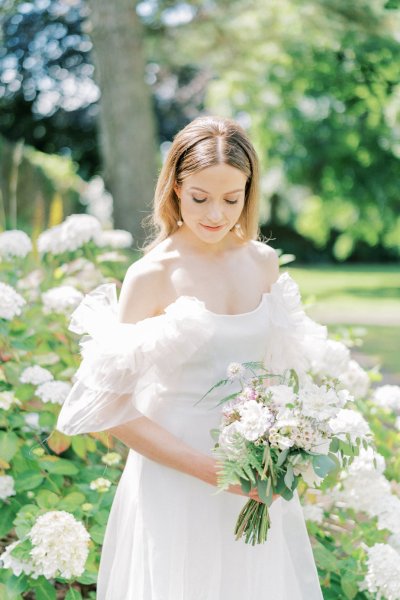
[0,540,34,577]
[58,258,104,293]
[310,339,350,378]
[338,359,370,400]
[94,229,133,249]
[302,504,324,524]
[0,230,32,259]
[101,452,122,466]
[328,408,371,443]
[0,282,26,320]
[267,384,297,410]
[218,421,248,461]
[361,543,400,599]
[37,214,102,255]
[41,285,83,315]
[0,391,21,411]
[20,366,54,386]
[376,495,400,536]
[299,382,342,421]
[90,477,112,493]
[36,381,71,405]
[237,400,274,441]
[22,412,41,430]
[0,475,16,500]
[16,269,44,301]
[373,385,400,412]
[28,510,91,579]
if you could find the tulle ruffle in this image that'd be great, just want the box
[56,283,212,435]
[264,272,328,377]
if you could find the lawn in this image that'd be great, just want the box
[286,264,400,382]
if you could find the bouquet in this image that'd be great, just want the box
[199,361,374,545]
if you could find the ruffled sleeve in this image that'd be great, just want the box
[56,283,211,436]
[264,272,328,377]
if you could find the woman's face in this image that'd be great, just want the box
[173,163,247,245]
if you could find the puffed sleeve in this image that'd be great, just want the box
[264,272,328,378]
[56,283,211,435]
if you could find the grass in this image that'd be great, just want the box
[285,264,400,381]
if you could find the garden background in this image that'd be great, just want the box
[0,0,399,598]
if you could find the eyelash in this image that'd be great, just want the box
[192,197,238,204]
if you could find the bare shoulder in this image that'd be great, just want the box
[249,240,280,286]
[117,250,170,324]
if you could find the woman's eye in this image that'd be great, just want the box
[226,200,238,205]
[192,197,207,203]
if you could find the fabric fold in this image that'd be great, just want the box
[56,283,212,435]
[264,272,328,377]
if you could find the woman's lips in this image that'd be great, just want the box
[200,224,225,231]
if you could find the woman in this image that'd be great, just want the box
[57,115,325,599]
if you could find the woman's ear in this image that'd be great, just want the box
[173,182,180,198]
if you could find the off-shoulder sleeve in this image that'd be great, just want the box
[56,283,211,436]
[264,272,328,377]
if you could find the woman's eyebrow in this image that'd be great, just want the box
[189,186,244,193]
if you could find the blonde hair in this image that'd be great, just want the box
[140,115,262,254]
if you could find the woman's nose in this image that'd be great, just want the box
[207,203,223,222]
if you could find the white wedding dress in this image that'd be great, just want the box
[57,271,327,600]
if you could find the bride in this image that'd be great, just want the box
[57,114,324,599]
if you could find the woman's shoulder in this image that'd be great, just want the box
[248,240,280,286]
[119,250,174,324]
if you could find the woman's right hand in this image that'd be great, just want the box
[227,482,279,504]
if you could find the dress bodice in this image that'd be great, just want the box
[56,272,328,441]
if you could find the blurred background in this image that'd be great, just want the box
[0,0,399,381]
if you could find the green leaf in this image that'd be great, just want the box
[257,477,273,505]
[36,490,60,509]
[14,504,41,538]
[65,589,83,600]
[14,384,35,402]
[10,538,33,562]
[276,448,289,467]
[6,573,29,596]
[39,412,57,429]
[39,457,79,475]
[0,502,19,537]
[239,476,251,494]
[329,437,339,453]
[31,576,57,600]
[89,523,105,544]
[14,471,44,493]
[284,464,294,489]
[71,436,87,459]
[340,572,359,599]
[314,542,340,572]
[312,454,337,478]
[0,431,20,461]
[58,492,86,511]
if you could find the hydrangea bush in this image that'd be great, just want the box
[0,217,399,598]
[0,218,132,599]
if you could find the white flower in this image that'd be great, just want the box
[0,475,16,500]
[37,214,102,255]
[237,400,274,441]
[0,230,32,259]
[218,421,248,461]
[299,382,342,421]
[338,359,370,400]
[310,339,350,378]
[288,454,323,487]
[226,362,246,380]
[302,504,324,523]
[58,258,104,293]
[23,413,41,430]
[361,543,400,599]
[101,452,122,466]
[373,385,400,413]
[42,285,83,315]
[90,477,112,493]
[36,381,71,405]
[94,229,133,249]
[0,391,21,411]
[0,540,34,577]
[329,408,371,443]
[376,495,400,536]
[0,282,26,320]
[267,384,297,410]
[20,366,54,386]
[28,510,91,579]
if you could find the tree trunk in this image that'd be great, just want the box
[86,0,158,248]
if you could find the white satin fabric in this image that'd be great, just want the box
[57,272,326,599]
